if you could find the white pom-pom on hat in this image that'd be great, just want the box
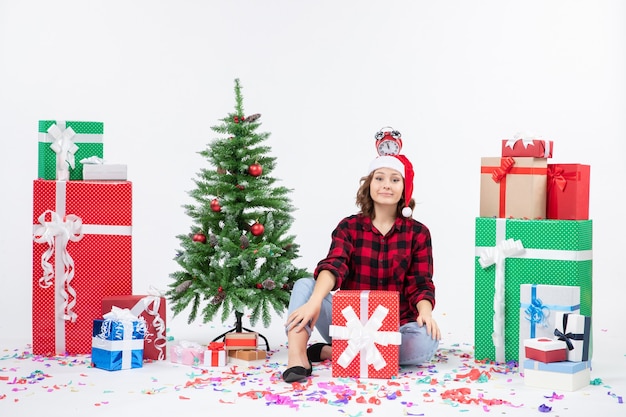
[368,154,415,217]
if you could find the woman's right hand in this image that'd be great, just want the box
[285,300,321,334]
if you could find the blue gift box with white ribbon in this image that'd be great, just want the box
[91,307,146,371]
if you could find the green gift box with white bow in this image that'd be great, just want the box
[473,217,592,364]
[38,120,104,180]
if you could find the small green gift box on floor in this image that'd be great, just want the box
[38,120,104,180]
[474,217,592,364]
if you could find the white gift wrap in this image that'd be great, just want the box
[553,312,591,362]
[83,164,128,180]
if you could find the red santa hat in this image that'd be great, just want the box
[367,154,415,217]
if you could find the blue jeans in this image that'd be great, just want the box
[287,277,439,366]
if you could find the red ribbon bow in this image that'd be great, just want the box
[491,157,515,183]
[208,341,225,351]
[548,166,568,191]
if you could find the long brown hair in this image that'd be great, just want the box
[356,172,415,219]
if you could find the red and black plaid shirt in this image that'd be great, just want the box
[314,213,435,326]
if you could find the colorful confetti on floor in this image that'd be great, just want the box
[1,335,624,417]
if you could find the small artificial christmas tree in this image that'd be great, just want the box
[167,79,309,339]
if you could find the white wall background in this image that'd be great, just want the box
[1,1,624,345]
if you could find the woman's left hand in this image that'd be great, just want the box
[416,300,441,341]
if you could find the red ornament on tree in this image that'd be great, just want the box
[236,184,245,190]
[192,233,207,243]
[256,283,263,289]
[250,221,265,236]
[210,198,221,212]
[248,162,263,177]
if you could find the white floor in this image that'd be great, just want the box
[1,313,624,417]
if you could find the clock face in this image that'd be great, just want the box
[377,139,401,155]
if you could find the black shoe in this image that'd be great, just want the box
[282,361,313,383]
[306,343,331,363]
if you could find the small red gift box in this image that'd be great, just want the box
[480,157,548,219]
[547,164,590,220]
[32,180,132,355]
[101,294,167,360]
[524,338,568,363]
[224,332,258,350]
[501,137,553,158]
[329,290,401,379]
[204,342,227,367]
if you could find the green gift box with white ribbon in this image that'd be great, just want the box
[474,217,592,363]
[38,120,104,180]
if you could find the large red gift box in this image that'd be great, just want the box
[32,180,132,355]
[480,157,548,219]
[329,290,401,379]
[101,295,167,360]
[547,164,590,220]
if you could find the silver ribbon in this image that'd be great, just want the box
[33,209,83,323]
[47,121,78,181]
[479,237,525,363]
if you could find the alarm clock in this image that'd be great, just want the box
[375,127,403,156]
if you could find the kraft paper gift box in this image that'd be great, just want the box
[224,332,258,350]
[553,312,591,362]
[38,120,104,180]
[91,308,146,371]
[32,179,133,355]
[329,290,401,379]
[474,217,592,364]
[170,341,205,366]
[501,137,553,158]
[101,294,167,360]
[228,349,267,361]
[204,342,227,367]
[547,164,591,220]
[83,164,128,181]
[524,338,568,363]
[480,156,548,219]
[523,359,591,391]
[519,284,581,367]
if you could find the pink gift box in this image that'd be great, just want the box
[524,338,568,363]
[170,341,204,366]
[329,290,401,379]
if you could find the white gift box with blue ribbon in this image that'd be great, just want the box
[518,284,580,370]
[92,307,146,371]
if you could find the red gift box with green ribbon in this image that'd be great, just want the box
[32,179,132,355]
[547,164,591,220]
